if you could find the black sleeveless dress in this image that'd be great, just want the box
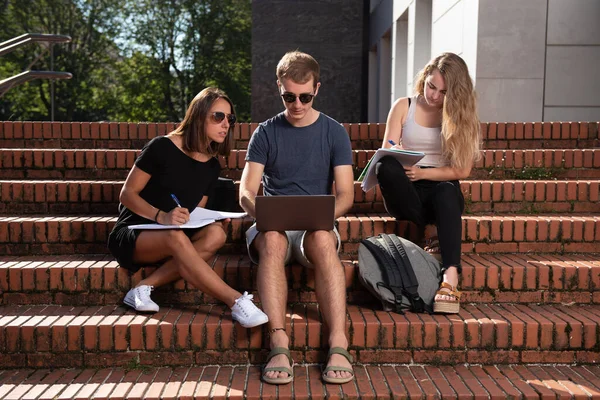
[107,136,220,272]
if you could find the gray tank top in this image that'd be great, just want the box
[402,95,447,167]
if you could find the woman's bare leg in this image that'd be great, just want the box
[132,225,239,307]
[135,223,226,290]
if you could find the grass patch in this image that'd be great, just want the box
[463,196,474,215]
[517,203,541,215]
[510,167,558,180]
[567,273,579,290]
[124,357,150,373]
[465,329,473,344]
[565,322,573,335]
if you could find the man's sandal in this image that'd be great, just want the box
[262,347,294,385]
[322,347,355,384]
[433,282,461,314]
[424,236,442,262]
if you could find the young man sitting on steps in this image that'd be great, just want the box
[239,50,355,385]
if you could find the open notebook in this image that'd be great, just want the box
[358,148,425,192]
[128,207,246,230]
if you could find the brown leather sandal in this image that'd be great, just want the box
[433,282,461,314]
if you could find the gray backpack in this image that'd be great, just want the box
[358,234,442,314]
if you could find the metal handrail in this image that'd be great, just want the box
[0,33,71,57]
[0,70,72,97]
[0,33,72,119]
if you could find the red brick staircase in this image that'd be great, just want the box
[0,121,599,399]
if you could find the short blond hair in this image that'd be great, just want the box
[276,51,320,88]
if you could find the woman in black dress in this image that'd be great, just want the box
[108,87,268,328]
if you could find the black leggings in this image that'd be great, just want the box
[376,156,464,273]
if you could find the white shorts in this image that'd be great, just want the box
[245,224,341,267]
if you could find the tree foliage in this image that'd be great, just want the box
[0,0,251,122]
[0,0,127,121]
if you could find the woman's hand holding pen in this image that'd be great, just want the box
[155,193,189,225]
[159,207,190,225]
[388,139,403,150]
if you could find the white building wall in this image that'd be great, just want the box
[391,17,408,106]
[369,0,435,122]
[431,1,464,58]
[475,0,547,122]
[408,0,432,94]
[430,0,479,92]
[370,0,481,122]
[370,0,600,122]
[544,0,600,121]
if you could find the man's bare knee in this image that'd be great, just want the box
[304,230,336,253]
[255,231,288,261]
[304,230,338,265]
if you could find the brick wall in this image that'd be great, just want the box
[0,121,597,149]
[251,0,368,123]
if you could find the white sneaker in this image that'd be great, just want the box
[231,291,269,328]
[123,285,159,313]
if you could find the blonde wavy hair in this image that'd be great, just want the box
[414,52,481,170]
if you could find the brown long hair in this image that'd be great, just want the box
[414,52,481,169]
[171,87,234,157]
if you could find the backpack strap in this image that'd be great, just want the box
[381,234,426,313]
[362,237,407,314]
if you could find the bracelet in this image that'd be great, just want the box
[154,209,161,222]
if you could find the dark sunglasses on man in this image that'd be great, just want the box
[210,111,236,125]
[280,92,315,104]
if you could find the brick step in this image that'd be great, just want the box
[1,303,600,369]
[2,179,598,215]
[1,120,598,150]
[354,148,600,181]
[1,365,599,400]
[2,135,596,151]
[2,136,598,151]
[1,214,598,256]
[1,254,598,307]
[1,148,599,180]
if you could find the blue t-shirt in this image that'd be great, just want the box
[246,112,353,196]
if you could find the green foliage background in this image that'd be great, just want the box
[0,0,251,122]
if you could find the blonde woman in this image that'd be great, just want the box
[376,52,480,314]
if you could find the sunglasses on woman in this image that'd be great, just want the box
[210,111,236,125]
[280,92,315,104]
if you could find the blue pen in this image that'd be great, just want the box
[170,194,182,208]
[388,140,396,146]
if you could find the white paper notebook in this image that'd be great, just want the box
[128,207,246,230]
[358,148,425,192]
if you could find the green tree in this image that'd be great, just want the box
[0,0,127,121]
[110,51,171,122]
[0,0,252,122]
[124,0,251,121]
